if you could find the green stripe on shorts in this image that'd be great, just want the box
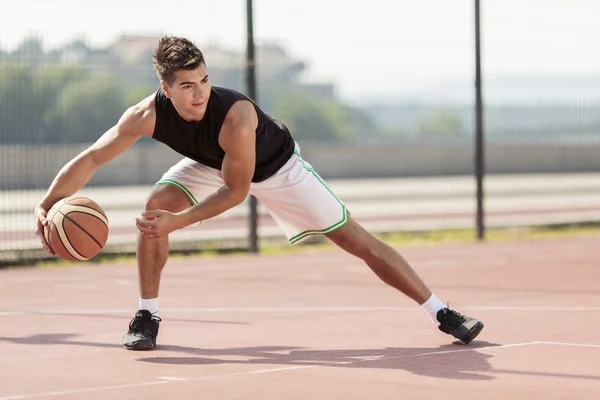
[156,179,198,205]
[289,205,349,244]
[288,151,349,244]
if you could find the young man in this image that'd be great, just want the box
[34,36,484,350]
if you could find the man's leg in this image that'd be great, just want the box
[326,216,431,303]
[137,183,192,299]
[252,147,483,344]
[326,216,483,344]
[122,183,192,350]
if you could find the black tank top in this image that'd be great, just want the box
[152,86,295,182]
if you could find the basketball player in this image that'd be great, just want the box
[34,36,484,350]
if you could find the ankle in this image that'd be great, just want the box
[139,297,159,316]
[421,294,446,325]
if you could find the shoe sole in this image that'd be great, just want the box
[459,321,484,345]
[123,339,155,351]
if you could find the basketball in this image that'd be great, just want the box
[44,196,110,261]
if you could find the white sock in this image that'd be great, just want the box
[421,294,446,325]
[139,297,159,317]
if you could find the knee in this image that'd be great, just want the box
[328,222,378,260]
[144,194,164,211]
[144,185,191,213]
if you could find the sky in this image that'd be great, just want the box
[2,0,600,102]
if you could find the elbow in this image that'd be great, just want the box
[65,151,100,175]
[229,187,250,206]
[74,149,101,170]
[233,191,249,206]
[89,151,106,169]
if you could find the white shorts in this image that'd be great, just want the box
[157,144,348,244]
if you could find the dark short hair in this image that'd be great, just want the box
[152,36,205,86]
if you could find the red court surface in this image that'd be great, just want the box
[1,235,599,399]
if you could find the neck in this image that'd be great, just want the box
[171,102,205,123]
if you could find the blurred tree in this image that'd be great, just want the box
[418,111,465,137]
[13,37,44,60]
[124,84,157,107]
[273,93,339,142]
[35,66,87,141]
[270,88,378,143]
[0,66,35,144]
[0,65,102,144]
[63,39,90,54]
[43,75,126,143]
[0,36,380,146]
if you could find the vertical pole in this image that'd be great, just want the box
[246,0,259,253]
[474,0,485,241]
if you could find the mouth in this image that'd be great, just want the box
[192,102,205,107]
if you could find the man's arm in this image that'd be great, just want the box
[35,95,156,253]
[136,100,257,237]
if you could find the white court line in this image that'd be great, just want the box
[0,366,313,400]
[4,342,599,399]
[536,341,600,349]
[0,381,169,400]
[2,306,600,316]
[0,342,538,400]
[398,341,541,358]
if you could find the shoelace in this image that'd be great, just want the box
[129,314,162,332]
[442,308,466,327]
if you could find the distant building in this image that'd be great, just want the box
[109,35,160,65]
[105,35,335,100]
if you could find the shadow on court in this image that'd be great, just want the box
[0,333,500,380]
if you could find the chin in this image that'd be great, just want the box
[189,109,205,119]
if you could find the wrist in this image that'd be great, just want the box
[38,196,62,211]
[176,210,197,228]
[36,202,51,212]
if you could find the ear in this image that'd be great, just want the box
[160,81,172,98]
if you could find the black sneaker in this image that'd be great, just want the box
[437,307,484,345]
[122,310,161,350]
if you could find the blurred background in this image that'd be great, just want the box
[1,0,599,264]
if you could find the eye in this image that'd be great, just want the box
[183,85,192,89]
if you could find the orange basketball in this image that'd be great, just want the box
[45,196,110,261]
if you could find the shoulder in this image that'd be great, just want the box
[118,92,157,137]
[218,100,258,151]
[211,87,256,122]
[212,86,254,104]
[223,100,258,131]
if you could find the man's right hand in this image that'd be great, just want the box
[35,204,55,255]
[29,94,152,257]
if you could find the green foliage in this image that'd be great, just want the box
[0,65,89,143]
[0,61,377,145]
[124,85,156,107]
[0,63,156,144]
[418,111,465,137]
[270,89,378,143]
[0,66,35,143]
[34,67,87,142]
[0,36,379,146]
[271,90,338,141]
[44,75,125,143]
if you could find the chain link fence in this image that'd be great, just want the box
[1,0,599,263]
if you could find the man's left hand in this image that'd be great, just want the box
[135,210,186,238]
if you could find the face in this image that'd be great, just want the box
[161,63,211,122]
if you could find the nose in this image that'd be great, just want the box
[193,87,204,98]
